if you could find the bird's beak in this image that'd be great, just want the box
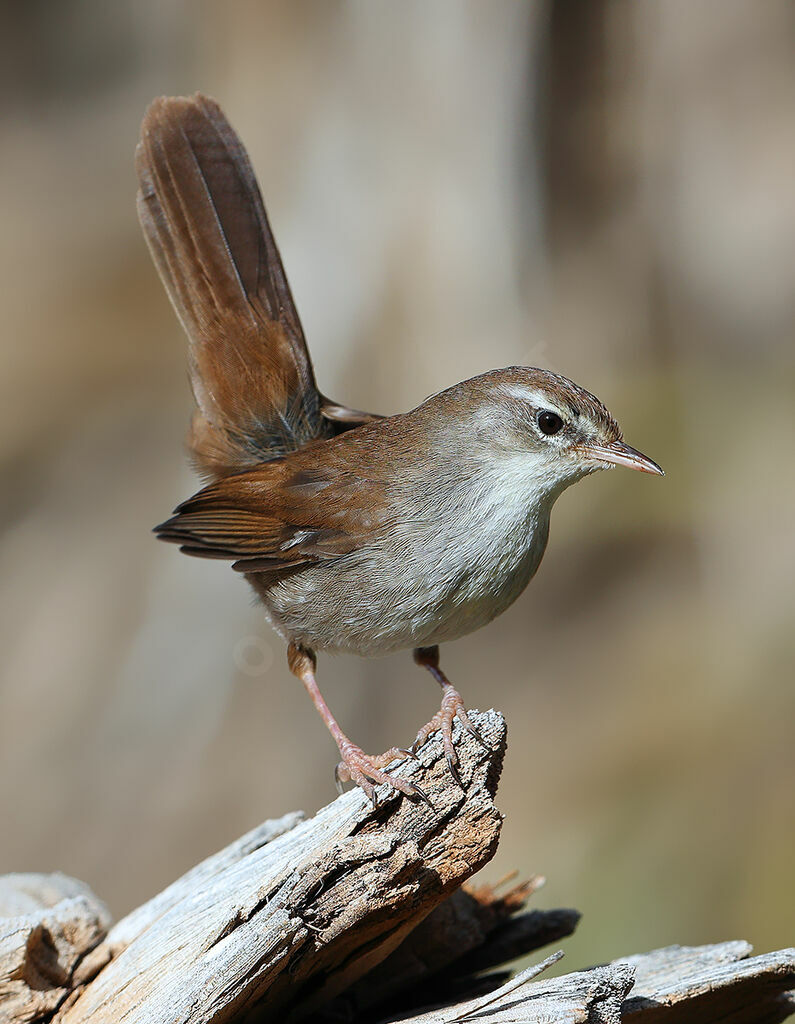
[582,440,664,476]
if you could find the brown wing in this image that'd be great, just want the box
[136,93,378,480]
[153,438,388,574]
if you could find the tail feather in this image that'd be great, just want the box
[136,93,325,478]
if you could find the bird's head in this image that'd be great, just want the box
[435,367,663,503]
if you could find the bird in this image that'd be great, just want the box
[137,93,663,806]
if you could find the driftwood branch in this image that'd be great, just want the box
[378,942,795,1024]
[0,874,111,1024]
[1,709,793,1024]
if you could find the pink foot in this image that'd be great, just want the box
[412,685,488,788]
[334,741,430,808]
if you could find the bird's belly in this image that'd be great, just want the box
[256,513,549,656]
[419,551,540,647]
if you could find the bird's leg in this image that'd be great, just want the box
[412,645,488,787]
[287,642,429,807]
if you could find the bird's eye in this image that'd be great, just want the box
[537,410,564,436]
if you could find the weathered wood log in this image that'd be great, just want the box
[1,708,793,1024]
[324,875,580,1019]
[373,942,795,1023]
[622,941,795,1022]
[70,710,507,1023]
[0,874,111,1024]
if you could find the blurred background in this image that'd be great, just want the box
[0,0,793,979]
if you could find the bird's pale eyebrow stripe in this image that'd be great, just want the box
[501,384,566,416]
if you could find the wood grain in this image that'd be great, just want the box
[2,710,792,1024]
[56,710,507,1023]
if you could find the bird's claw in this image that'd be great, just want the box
[413,686,488,788]
[446,752,463,789]
[463,718,489,750]
[334,743,429,806]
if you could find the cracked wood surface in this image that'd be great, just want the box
[58,709,506,1023]
[380,943,795,1023]
[1,707,793,1024]
[0,874,111,1024]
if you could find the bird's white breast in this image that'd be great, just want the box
[262,449,560,656]
[408,452,553,647]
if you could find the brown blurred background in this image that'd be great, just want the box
[0,0,793,977]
